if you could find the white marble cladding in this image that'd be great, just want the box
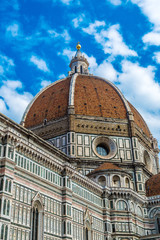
[136,138,157,175]
[49,133,132,161]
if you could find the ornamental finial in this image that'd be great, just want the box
[76,42,81,50]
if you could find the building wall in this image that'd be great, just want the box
[0,114,160,240]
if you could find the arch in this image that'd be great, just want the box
[149,207,160,218]
[116,200,128,211]
[84,207,92,240]
[98,175,106,187]
[125,177,130,188]
[130,202,135,213]
[85,221,89,240]
[144,150,152,171]
[112,175,121,187]
[136,206,143,218]
[31,192,44,240]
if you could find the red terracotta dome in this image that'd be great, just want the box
[92,162,121,172]
[22,74,150,138]
[146,173,160,197]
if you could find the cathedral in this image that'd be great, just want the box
[0,43,160,240]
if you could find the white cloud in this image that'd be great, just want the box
[30,55,50,72]
[83,21,137,57]
[118,60,160,111]
[139,110,160,142]
[0,53,33,123]
[60,49,76,61]
[72,14,85,28]
[108,0,122,6]
[83,20,105,34]
[143,31,160,46]
[153,52,160,64]
[0,54,15,76]
[58,74,66,79]
[60,0,72,4]
[131,0,160,27]
[130,0,160,46]
[93,61,118,81]
[0,80,33,123]
[40,80,52,90]
[6,23,20,37]
[48,29,71,43]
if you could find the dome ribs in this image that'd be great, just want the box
[74,75,127,119]
[24,77,71,128]
[23,74,151,141]
[128,102,150,138]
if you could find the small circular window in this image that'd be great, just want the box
[92,136,117,160]
[96,144,109,156]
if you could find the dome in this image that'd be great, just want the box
[146,173,160,197]
[22,74,150,138]
[21,43,159,180]
[88,162,121,175]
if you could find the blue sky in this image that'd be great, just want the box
[0,0,160,149]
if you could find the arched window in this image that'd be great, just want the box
[80,65,83,74]
[112,175,121,187]
[9,181,11,192]
[31,197,44,240]
[32,206,39,240]
[3,199,6,215]
[75,66,77,73]
[98,176,106,187]
[86,228,89,240]
[117,200,127,211]
[7,200,10,215]
[1,224,4,239]
[84,211,92,240]
[125,178,130,188]
[130,202,134,212]
[144,151,151,171]
[5,179,8,191]
[1,224,8,240]
[157,218,160,233]
[0,178,3,191]
[5,225,8,240]
[137,206,143,217]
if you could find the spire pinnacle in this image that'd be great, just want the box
[76,42,81,50]
[68,42,90,75]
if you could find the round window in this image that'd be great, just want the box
[92,136,117,160]
[96,144,109,156]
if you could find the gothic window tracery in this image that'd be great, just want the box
[31,193,44,240]
[117,200,128,211]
